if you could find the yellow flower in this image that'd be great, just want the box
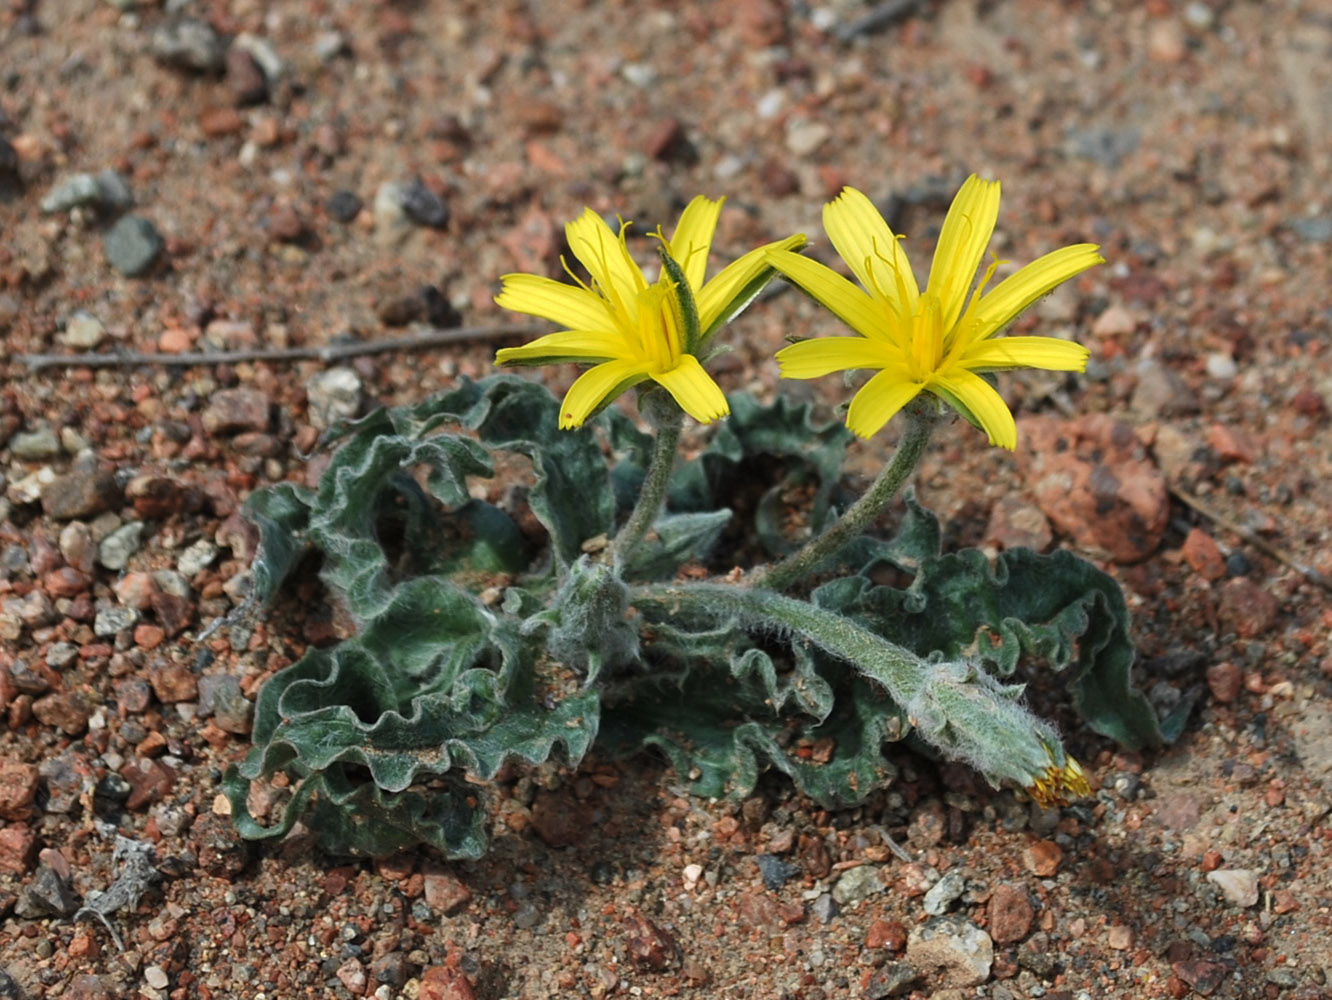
[1027,749,1093,809]
[768,176,1104,449]
[496,198,805,429]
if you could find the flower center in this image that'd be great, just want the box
[906,293,946,382]
[636,281,686,375]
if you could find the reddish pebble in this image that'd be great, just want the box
[865,918,907,950]
[1271,889,1299,914]
[623,910,679,970]
[0,824,37,874]
[988,883,1035,943]
[1206,423,1257,463]
[135,624,166,650]
[0,759,39,821]
[158,327,195,353]
[1217,578,1279,639]
[335,957,367,996]
[43,567,91,598]
[1023,840,1063,877]
[422,868,472,915]
[1205,661,1243,703]
[199,106,244,137]
[1201,850,1224,872]
[1182,528,1226,581]
[418,966,476,1000]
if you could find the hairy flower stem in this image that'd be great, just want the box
[611,397,684,573]
[632,582,927,706]
[751,407,939,591]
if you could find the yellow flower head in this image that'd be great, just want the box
[1027,749,1093,810]
[496,198,805,429]
[768,176,1104,449]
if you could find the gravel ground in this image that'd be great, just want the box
[3,1,1332,998]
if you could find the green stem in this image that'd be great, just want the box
[611,398,684,573]
[751,407,938,591]
[632,581,927,706]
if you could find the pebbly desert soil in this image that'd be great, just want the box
[3,1,1332,998]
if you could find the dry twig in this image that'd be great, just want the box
[1171,484,1332,593]
[16,323,542,371]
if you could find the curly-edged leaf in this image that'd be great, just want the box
[308,425,494,621]
[668,393,852,557]
[242,482,315,605]
[599,604,902,806]
[620,509,733,581]
[223,764,489,858]
[813,546,1163,750]
[830,487,943,576]
[229,573,601,856]
[469,378,616,567]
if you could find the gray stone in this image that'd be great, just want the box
[864,962,921,999]
[201,388,271,435]
[152,569,192,599]
[45,642,79,670]
[104,216,164,276]
[40,169,132,214]
[1067,125,1140,168]
[197,674,252,734]
[1290,216,1332,243]
[305,367,363,430]
[151,17,227,71]
[232,32,285,84]
[94,605,139,637]
[1131,359,1200,418]
[41,467,122,520]
[904,917,994,988]
[810,892,838,924]
[755,853,799,891]
[15,864,79,918]
[98,521,145,570]
[923,869,967,916]
[399,177,448,229]
[10,426,61,459]
[831,864,883,906]
[177,537,219,577]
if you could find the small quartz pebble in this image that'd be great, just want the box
[904,917,994,988]
[1207,868,1259,908]
[832,864,883,906]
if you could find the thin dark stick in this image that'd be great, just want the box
[15,323,543,371]
[1171,484,1332,593]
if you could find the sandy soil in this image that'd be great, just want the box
[3,1,1332,998]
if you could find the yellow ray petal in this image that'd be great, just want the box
[775,336,897,380]
[668,196,723,291]
[566,209,646,312]
[768,250,885,340]
[654,354,730,424]
[976,244,1104,337]
[559,359,651,428]
[823,187,919,313]
[961,336,1090,373]
[697,233,807,332]
[496,273,615,330]
[927,175,1001,332]
[845,367,925,439]
[495,329,631,367]
[932,369,1018,450]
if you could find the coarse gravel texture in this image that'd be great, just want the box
[3,1,1332,999]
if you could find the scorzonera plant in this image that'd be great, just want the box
[223,179,1163,858]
